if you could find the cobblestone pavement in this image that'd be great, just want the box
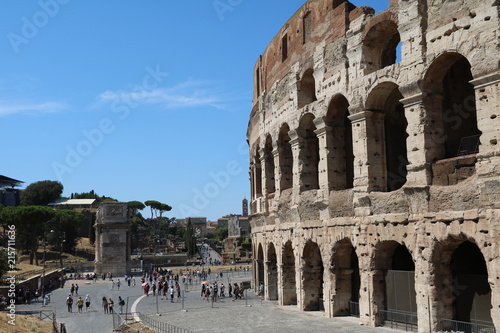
[15,271,399,333]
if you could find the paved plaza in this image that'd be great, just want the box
[14,270,397,333]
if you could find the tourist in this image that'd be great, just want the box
[75,283,79,295]
[118,296,125,314]
[66,294,73,312]
[76,297,84,313]
[70,284,75,296]
[102,297,108,314]
[108,298,114,314]
[85,294,91,311]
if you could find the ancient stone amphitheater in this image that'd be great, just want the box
[247,0,500,332]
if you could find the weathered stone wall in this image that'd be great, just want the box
[248,0,500,332]
[94,202,131,277]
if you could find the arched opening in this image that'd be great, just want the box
[264,135,275,194]
[282,241,297,305]
[298,113,320,192]
[257,243,265,289]
[423,53,480,186]
[302,241,324,311]
[297,69,317,108]
[278,124,293,191]
[373,241,416,326]
[330,238,360,316]
[362,20,401,74]
[267,243,278,301]
[326,95,354,190]
[447,241,492,325]
[365,82,408,192]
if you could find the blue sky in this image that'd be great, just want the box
[0,0,388,221]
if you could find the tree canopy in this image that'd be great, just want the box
[20,180,63,206]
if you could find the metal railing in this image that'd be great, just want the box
[440,318,496,333]
[349,301,360,317]
[379,309,418,332]
[16,310,66,333]
[137,312,197,333]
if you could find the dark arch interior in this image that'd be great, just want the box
[450,241,491,323]
[392,244,415,271]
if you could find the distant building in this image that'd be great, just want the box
[177,217,208,234]
[0,175,24,206]
[48,198,99,210]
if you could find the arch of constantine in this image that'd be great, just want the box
[247,0,500,331]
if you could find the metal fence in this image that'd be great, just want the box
[16,310,66,333]
[379,309,418,332]
[349,301,360,317]
[440,318,496,333]
[137,312,197,333]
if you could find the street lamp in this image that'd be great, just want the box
[41,220,54,305]
[59,232,66,267]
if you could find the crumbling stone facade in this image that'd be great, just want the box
[94,202,131,276]
[247,0,500,332]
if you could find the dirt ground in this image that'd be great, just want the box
[0,313,54,333]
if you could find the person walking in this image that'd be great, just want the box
[75,284,79,295]
[118,296,125,314]
[85,294,91,311]
[66,294,73,312]
[116,279,121,291]
[76,297,84,313]
[102,297,109,314]
[108,298,114,314]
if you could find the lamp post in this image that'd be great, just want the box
[59,232,66,267]
[41,220,54,305]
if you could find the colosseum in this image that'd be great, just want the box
[247,0,500,332]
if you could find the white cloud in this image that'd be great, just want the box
[97,79,227,110]
[0,101,68,117]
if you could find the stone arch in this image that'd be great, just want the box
[298,68,317,108]
[372,241,416,325]
[267,242,278,301]
[302,240,324,311]
[432,239,493,326]
[256,243,265,289]
[264,134,276,194]
[278,123,293,191]
[297,113,320,192]
[362,19,401,74]
[330,238,360,316]
[423,52,480,185]
[282,240,297,305]
[325,94,354,190]
[365,81,408,192]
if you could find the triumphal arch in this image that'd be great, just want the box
[94,202,131,276]
[247,0,500,331]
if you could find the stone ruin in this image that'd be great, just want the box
[247,0,500,331]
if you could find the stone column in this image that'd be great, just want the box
[471,73,500,178]
[400,83,432,186]
[313,116,331,193]
[288,130,302,194]
[272,147,281,196]
[348,110,386,193]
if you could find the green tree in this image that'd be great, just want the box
[214,226,228,242]
[47,210,85,265]
[20,180,63,206]
[11,206,55,265]
[127,201,145,218]
[184,219,196,256]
